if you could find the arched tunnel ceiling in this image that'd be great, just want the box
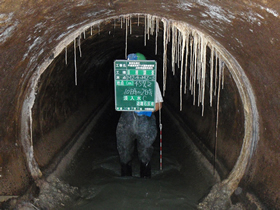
[0,0,279,209]
[19,13,254,209]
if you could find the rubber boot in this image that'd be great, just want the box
[140,162,151,178]
[121,162,132,176]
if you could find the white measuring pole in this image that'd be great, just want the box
[159,108,163,170]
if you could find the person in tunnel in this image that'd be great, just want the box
[116,53,163,178]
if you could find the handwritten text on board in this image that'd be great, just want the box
[114,60,157,111]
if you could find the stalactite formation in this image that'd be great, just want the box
[65,47,67,65]
[66,15,227,163]
[66,14,227,119]
[73,38,78,86]
[155,18,159,55]
[68,14,229,175]
[125,16,128,59]
[78,35,82,58]
[162,18,169,96]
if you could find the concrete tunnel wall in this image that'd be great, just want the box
[0,0,279,208]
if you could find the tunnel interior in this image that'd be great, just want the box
[2,0,280,208]
[18,14,248,209]
[31,14,245,173]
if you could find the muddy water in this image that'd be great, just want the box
[60,105,217,209]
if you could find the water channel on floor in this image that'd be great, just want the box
[59,105,218,210]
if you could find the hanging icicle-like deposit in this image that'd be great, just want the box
[67,14,226,120]
[144,15,225,117]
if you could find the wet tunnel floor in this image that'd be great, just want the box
[59,105,218,210]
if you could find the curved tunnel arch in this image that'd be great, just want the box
[19,13,259,207]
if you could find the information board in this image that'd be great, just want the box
[114,60,157,111]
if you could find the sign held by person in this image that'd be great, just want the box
[114,60,157,112]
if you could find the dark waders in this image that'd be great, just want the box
[116,112,157,178]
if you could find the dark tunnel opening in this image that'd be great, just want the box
[19,14,254,209]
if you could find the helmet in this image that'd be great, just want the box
[127,53,146,60]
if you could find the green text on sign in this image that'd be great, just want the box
[114,60,157,111]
